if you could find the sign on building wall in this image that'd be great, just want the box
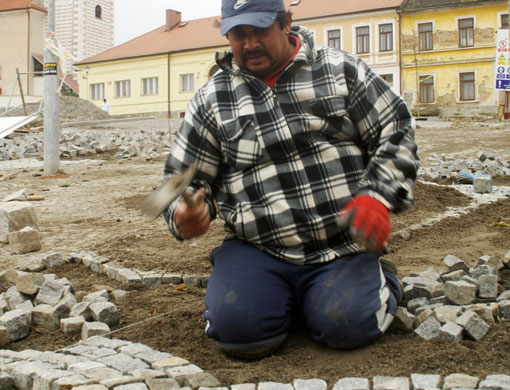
[495,29,510,90]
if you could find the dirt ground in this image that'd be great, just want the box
[1,119,510,387]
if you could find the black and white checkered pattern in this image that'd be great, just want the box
[163,26,420,265]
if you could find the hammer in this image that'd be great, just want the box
[141,165,198,219]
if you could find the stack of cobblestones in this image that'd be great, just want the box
[0,253,123,347]
[395,252,510,342]
[0,127,177,161]
[420,152,510,181]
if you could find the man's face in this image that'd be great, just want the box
[226,18,292,78]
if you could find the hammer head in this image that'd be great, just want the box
[141,165,196,219]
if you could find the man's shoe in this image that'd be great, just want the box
[216,333,288,360]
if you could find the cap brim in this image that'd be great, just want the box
[221,12,278,35]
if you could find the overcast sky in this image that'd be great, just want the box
[114,0,222,45]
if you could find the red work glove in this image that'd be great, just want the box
[337,195,390,252]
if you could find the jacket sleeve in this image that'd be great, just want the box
[161,89,221,239]
[344,55,420,213]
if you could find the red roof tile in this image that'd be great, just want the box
[0,0,47,13]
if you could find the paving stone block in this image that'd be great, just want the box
[407,297,430,314]
[97,353,149,373]
[80,347,117,361]
[391,307,415,332]
[81,336,131,349]
[455,311,490,341]
[71,302,93,321]
[8,226,41,254]
[35,280,66,306]
[81,366,122,381]
[161,273,183,285]
[5,285,31,310]
[0,371,15,390]
[443,373,479,390]
[111,383,149,390]
[60,316,85,335]
[118,342,153,356]
[0,325,9,347]
[230,385,256,390]
[129,368,166,380]
[165,364,203,378]
[0,201,39,243]
[444,280,477,305]
[32,368,75,390]
[464,303,498,325]
[81,321,110,339]
[32,304,60,330]
[373,376,410,390]
[116,268,143,284]
[410,373,442,390]
[144,377,181,390]
[478,374,510,390]
[440,270,466,282]
[152,356,190,370]
[414,316,441,340]
[478,274,499,299]
[7,360,58,390]
[438,321,463,342]
[41,253,66,268]
[52,374,96,390]
[470,265,499,280]
[442,255,469,273]
[89,301,119,327]
[258,382,294,390]
[16,273,44,295]
[71,385,109,390]
[477,255,504,271]
[179,372,220,389]
[82,289,109,303]
[134,350,173,365]
[294,378,328,390]
[473,175,492,193]
[433,305,462,324]
[0,309,30,341]
[499,300,510,319]
[111,289,128,302]
[497,290,510,302]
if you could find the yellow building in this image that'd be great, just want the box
[399,0,507,117]
[76,10,228,117]
[77,0,406,117]
[290,0,403,94]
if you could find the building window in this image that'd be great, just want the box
[180,73,194,93]
[418,23,433,51]
[142,77,158,96]
[115,80,131,98]
[459,18,474,47]
[356,26,370,54]
[90,83,104,100]
[419,75,434,103]
[380,74,394,87]
[459,72,475,101]
[502,14,509,29]
[379,24,393,52]
[95,5,102,19]
[327,29,341,50]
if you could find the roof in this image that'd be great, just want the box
[399,0,503,12]
[0,0,46,13]
[76,16,227,65]
[289,0,404,20]
[77,0,404,65]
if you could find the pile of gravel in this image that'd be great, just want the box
[4,96,111,126]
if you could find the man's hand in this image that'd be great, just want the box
[174,188,210,239]
[337,195,390,252]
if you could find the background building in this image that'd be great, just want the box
[0,0,47,105]
[44,0,115,79]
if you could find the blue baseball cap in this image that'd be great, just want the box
[221,0,286,35]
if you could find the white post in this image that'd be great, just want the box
[43,0,60,175]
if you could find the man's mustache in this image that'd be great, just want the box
[243,49,269,60]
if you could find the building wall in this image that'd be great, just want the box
[0,8,46,99]
[400,2,505,116]
[299,10,401,94]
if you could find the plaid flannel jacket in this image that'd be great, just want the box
[163,26,420,265]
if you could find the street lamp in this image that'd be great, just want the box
[84,65,90,100]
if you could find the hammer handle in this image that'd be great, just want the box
[182,188,199,208]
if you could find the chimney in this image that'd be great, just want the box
[165,9,182,31]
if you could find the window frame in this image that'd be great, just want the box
[95,4,102,19]
[419,74,434,104]
[458,17,474,48]
[418,22,433,51]
[378,23,393,52]
[501,13,509,29]
[114,80,131,98]
[458,71,476,102]
[356,26,370,54]
[327,29,341,50]
[89,83,104,101]
[180,73,194,93]
[141,77,158,96]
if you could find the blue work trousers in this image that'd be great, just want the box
[204,239,402,350]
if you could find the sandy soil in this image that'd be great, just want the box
[1,118,510,387]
